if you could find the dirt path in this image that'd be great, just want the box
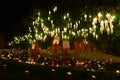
[40,50,120,63]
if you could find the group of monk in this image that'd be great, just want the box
[73,41,92,52]
[30,40,93,62]
[52,40,93,54]
[52,42,70,55]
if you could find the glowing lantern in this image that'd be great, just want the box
[89,27,93,33]
[53,36,60,45]
[106,13,111,19]
[53,6,57,13]
[116,70,120,74]
[67,13,69,18]
[67,71,72,76]
[63,15,66,20]
[62,40,70,49]
[98,12,102,22]
[105,20,108,29]
[93,17,97,24]
[98,12,102,18]
[96,34,98,39]
[64,28,67,32]
[49,11,51,15]
[100,20,105,34]
[84,14,87,21]
[48,17,50,21]
[93,32,96,38]
[31,43,36,49]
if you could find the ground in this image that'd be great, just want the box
[40,48,120,63]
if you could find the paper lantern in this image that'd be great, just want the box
[53,36,60,45]
[62,40,70,49]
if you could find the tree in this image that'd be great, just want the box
[9,5,120,57]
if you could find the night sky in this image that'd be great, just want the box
[1,0,29,33]
[1,0,58,34]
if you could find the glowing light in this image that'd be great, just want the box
[56,64,59,67]
[48,17,50,21]
[64,28,67,32]
[63,15,66,20]
[91,75,96,79]
[51,20,53,24]
[105,20,108,29]
[53,36,60,44]
[33,22,34,25]
[10,7,116,47]
[38,12,40,16]
[116,70,120,74]
[53,6,57,13]
[89,27,93,33]
[106,13,111,19]
[98,12,102,22]
[67,71,72,76]
[95,35,98,40]
[98,12,102,18]
[93,25,96,32]
[84,14,87,21]
[51,69,55,72]
[78,20,80,24]
[93,17,97,24]
[93,32,96,38]
[72,32,76,36]
[41,62,45,65]
[25,70,29,74]
[49,11,51,15]
[111,15,115,22]
[67,13,69,18]
[89,15,92,18]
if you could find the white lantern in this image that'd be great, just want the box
[53,36,60,45]
[62,40,70,49]
[98,12,102,22]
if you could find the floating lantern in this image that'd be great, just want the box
[63,15,66,20]
[106,13,111,19]
[96,34,98,39]
[49,11,51,15]
[53,6,57,13]
[38,12,40,16]
[64,28,67,32]
[107,28,110,35]
[105,20,109,29]
[93,17,97,24]
[48,17,50,21]
[98,12,102,22]
[67,13,69,18]
[84,14,87,21]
